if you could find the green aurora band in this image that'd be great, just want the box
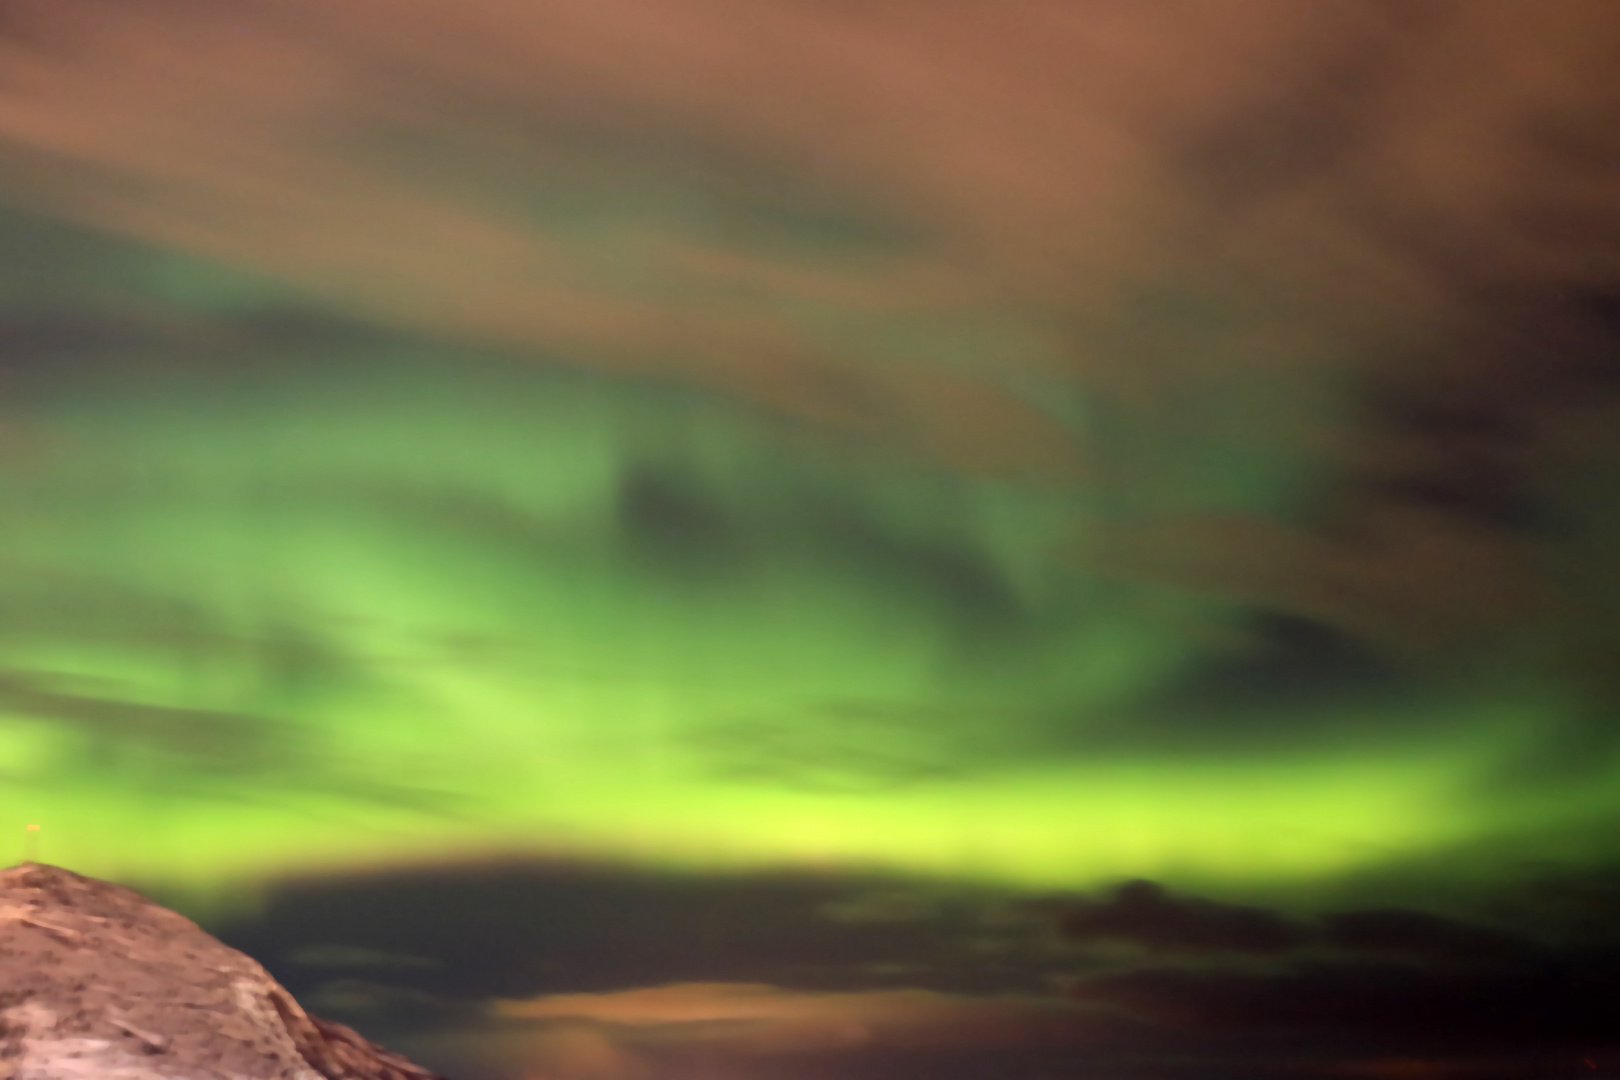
[0,232,1613,910]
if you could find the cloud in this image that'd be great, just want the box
[1042,878,1620,1076]
[0,0,1613,492]
[1070,953,1620,1045]
[0,0,1098,478]
[1050,879,1558,966]
[498,981,1095,1044]
[1059,878,1307,955]
[483,982,1128,1080]
[284,945,442,972]
[0,568,468,815]
[228,865,1620,1079]
[1,0,1616,699]
[456,952,1620,1079]
[1316,908,1532,964]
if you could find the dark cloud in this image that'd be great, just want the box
[1049,879,1562,964]
[804,494,1030,630]
[0,570,466,814]
[1072,952,1620,1046]
[616,464,745,573]
[1317,909,1534,965]
[1041,879,1620,1075]
[1476,867,1620,946]
[297,979,469,1035]
[284,944,443,972]
[0,309,399,376]
[1084,612,1428,755]
[1172,0,1446,207]
[1059,879,1307,956]
[0,666,467,814]
[0,314,176,364]
[213,863,998,1008]
[1198,614,1410,707]
[215,865,1620,1080]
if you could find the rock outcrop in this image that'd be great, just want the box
[0,862,444,1080]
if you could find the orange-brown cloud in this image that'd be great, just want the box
[1,0,1616,647]
[495,981,1105,1053]
[444,982,1128,1080]
[3,3,1609,440]
[1090,504,1559,653]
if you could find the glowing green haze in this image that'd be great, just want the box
[0,279,1611,902]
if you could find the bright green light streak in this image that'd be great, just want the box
[0,351,1609,904]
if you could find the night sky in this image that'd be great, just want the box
[1,2,1619,1077]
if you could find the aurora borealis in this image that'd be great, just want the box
[1,1,1619,1077]
[5,211,1610,906]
